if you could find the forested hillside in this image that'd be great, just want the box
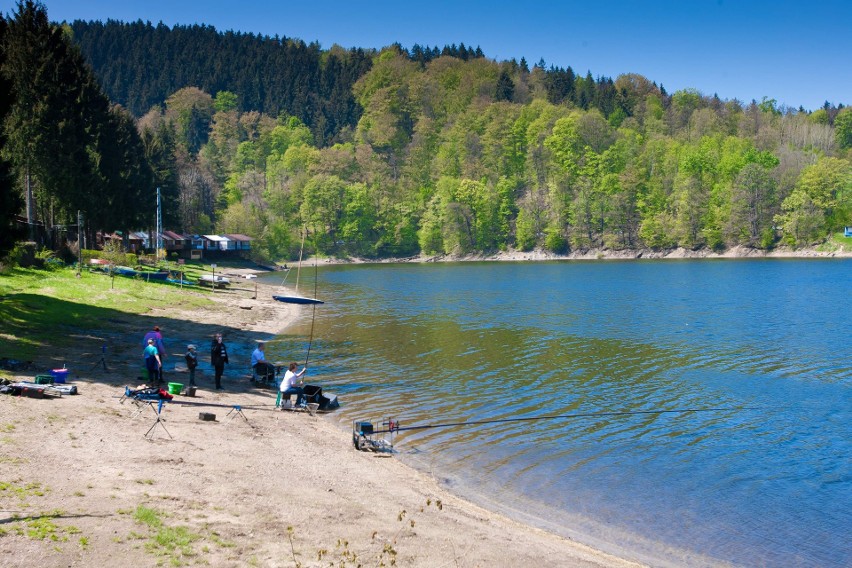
[69,20,375,147]
[2,3,851,263]
[168,53,851,260]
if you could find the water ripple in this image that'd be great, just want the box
[266,260,852,568]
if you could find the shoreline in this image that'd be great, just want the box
[0,275,644,567]
[303,244,852,265]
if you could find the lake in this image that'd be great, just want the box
[261,259,852,567]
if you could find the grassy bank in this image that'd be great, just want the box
[0,266,213,365]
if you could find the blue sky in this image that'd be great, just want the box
[5,0,850,111]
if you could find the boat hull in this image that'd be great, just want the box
[273,295,324,305]
[198,275,230,288]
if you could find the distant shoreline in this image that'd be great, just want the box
[303,244,852,266]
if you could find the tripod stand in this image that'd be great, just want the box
[90,345,109,372]
[144,399,173,440]
[224,405,250,426]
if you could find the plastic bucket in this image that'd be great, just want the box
[167,382,183,395]
[50,369,69,384]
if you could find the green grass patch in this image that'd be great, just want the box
[4,510,85,545]
[832,231,852,250]
[133,505,202,566]
[0,480,48,500]
[133,505,163,528]
[0,265,212,360]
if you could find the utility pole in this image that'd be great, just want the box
[156,187,163,261]
[76,210,82,277]
[25,168,34,242]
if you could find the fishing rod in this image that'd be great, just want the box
[169,399,281,412]
[118,394,282,413]
[304,227,319,370]
[371,406,762,434]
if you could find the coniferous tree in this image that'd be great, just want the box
[3,1,92,231]
[495,69,515,102]
[3,1,153,241]
[0,17,25,256]
[141,120,180,230]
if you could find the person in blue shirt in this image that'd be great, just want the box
[251,341,275,382]
[142,326,166,382]
[143,339,161,385]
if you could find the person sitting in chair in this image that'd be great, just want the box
[279,362,306,407]
[251,341,275,382]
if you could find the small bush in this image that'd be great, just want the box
[544,229,568,254]
[80,249,101,263]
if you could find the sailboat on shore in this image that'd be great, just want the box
[272,229,337,412]
[272,230,323,305]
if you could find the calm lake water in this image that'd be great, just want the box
[261,259,852,567]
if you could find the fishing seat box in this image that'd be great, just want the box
[303,384,339,411]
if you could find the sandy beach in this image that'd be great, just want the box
[0,272,642,568]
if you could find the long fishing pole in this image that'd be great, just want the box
[168,399,281,412]
[303,227,320,370]
[374,406,761,434]
[294,227,307,292]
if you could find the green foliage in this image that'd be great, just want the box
[775,190,825,247]
[6,12,852,259]
[835,108,852,150]
[100,239,127,266]
[544,226,568,253]
[3,2,150,238]
[514,208,537,251]
[809,108,829,125]
[213,90,238,113]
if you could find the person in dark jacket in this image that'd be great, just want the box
[184,344,198,387]
[210,333,229,390]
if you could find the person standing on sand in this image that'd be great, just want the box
[143,338,161,385]
[210,333,228,390]
[185,344,198,386]
[142,326,166,382]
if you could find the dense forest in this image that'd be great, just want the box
[2,1,851,262]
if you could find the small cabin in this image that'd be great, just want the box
[224,233,252,251]
[844,226,852,238]
[202,234,228,251]
[161,230,187,253]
